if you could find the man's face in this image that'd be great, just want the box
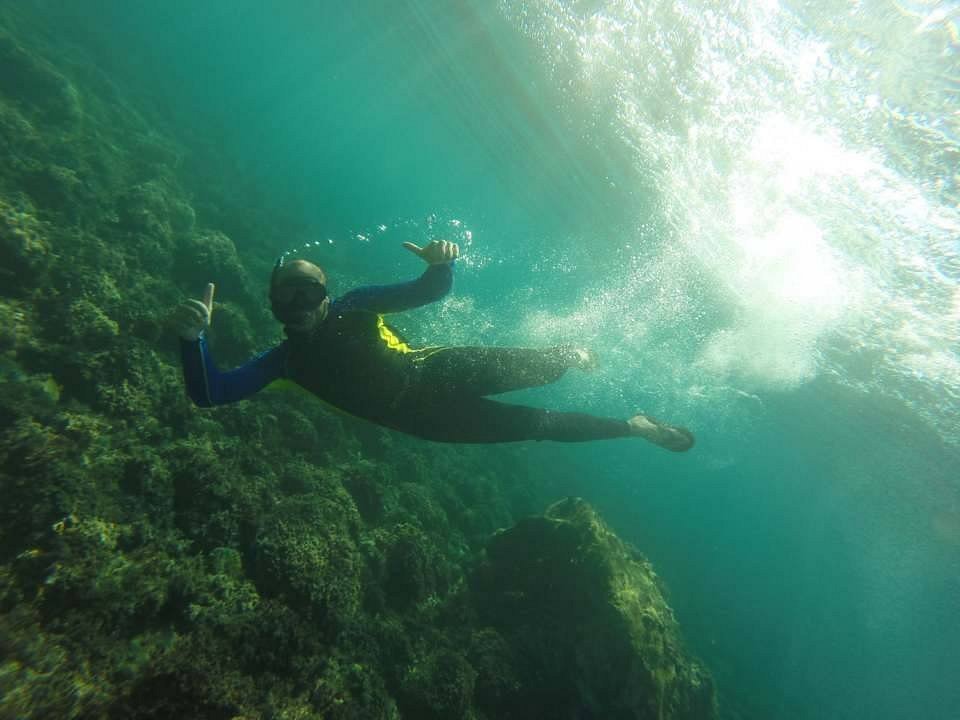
[271,260,330,332]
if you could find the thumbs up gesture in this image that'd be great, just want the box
[402,240,459,265]
[171,283,215,341]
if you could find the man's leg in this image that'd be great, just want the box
[394,396,694,449]
[413,345,593,396]
[408,396,634,443]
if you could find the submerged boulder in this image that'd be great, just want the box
[471,497,717,720]
[253,489,363,630]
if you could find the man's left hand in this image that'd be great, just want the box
[403,240,459,265]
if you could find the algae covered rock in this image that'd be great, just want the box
[0,195,50,289]
[471,497,718,720]
[65,297,119,345]
[397,648,477,720]
[0,28,81,126]
[176,228,251,299]
[367,521,452,612]
[254,489,363,628]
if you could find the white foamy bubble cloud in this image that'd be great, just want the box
[503,0,960,439]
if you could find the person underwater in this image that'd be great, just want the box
[171,240,694,450]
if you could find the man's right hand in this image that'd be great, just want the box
[171,283,215,341]
[403,240,459,265]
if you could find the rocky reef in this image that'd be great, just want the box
[472,497,716,719]
[0,5,717,719]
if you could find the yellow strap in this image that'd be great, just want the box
[377,315,414,353]
[376,315,448,361]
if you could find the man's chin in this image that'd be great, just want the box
[283,314,312,332]
[281,304,326,333]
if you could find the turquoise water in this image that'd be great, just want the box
[48,1,960,718]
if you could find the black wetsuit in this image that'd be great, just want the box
[180,263,633,443]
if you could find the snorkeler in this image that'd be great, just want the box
[171,240,693,450]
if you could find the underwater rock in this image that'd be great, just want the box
[254,491,363,628]
[368,522,450,612]
[310,655,400,720]
[129,133,187,188]
[471,497,718,720]
[466,627,520,712]
[0,568,111,719]
[275,407,321,456]
[176,228,251,300]
[397,648,477,720]
[393,481,451,537]
[65,297,119,345]
[0,29,82,126]
[117,179,175,233]
[22,163,84,217]
[0,299,31,356]
[341,459,388,522]
[116,179,182,269]
[0,195,50,290]
[168,196,195,234]
[0,96,41,163]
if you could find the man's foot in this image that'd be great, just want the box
[628,414,695,452]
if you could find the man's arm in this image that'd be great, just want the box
[335,262,453,314]
[171,282,287,407]
[335,240,459,314]
[180,337,287,407]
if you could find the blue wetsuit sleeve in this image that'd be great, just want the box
[180,335,287,407]
[335,262,453,314]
